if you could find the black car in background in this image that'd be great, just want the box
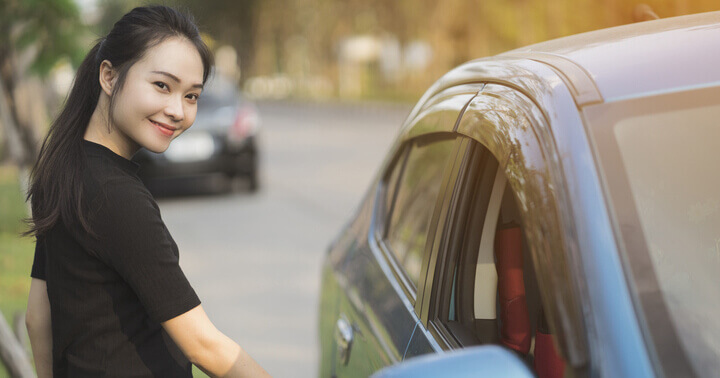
[133,75,260,194]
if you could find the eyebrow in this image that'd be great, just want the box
[151,70,204,90]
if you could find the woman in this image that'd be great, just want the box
[24,6,270,377]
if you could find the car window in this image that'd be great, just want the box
[384,138,455,289]
[428,143,567,377]
[616,110,720,376]
[381,147,408,236]
[586,92,720,377]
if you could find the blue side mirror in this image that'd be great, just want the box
[371,345,534,378]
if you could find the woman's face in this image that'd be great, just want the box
[110,37,205,154]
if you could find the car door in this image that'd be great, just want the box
[404,84,590,378]
[325,86,482,377]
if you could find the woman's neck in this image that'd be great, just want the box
[84,97,138,159]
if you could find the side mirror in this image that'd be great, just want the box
[371,345,534,378]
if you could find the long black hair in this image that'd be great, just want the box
[25,5,213,237]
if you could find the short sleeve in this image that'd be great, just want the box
[30,236,47,280]
[85,179,200,323]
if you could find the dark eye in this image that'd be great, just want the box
[154,82,168,90]
[187,93,199,101]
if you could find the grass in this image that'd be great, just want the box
[193,365,209,377]
[0,234,34,320]
[0,164,33,323]
[0,165,29,235]
[0,165,34,378]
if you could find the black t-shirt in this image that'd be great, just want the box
[31,140,200,377]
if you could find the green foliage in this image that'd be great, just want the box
[0,0,85,77]
[94,0,139,36]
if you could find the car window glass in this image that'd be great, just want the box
[612,105,720,375]
[385,138,455,289]
[432,145,567,376]
[448,265,458,322]
[382,147,408,236]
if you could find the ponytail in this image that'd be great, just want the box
[25,40,104,237]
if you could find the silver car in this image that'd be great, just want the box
[319,11,720,378]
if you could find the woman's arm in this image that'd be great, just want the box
[162,305,270,377]
[26,278,53,378]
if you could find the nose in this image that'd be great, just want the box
[164,95,184,122]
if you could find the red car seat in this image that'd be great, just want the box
[495,224,531,355]
[495,224,564,378]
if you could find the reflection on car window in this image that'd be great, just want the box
[613,105,720,376]
[383,147,408,233]
[386,138,455,288]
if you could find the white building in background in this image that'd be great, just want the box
[215,45,241,82]
[403,40,433,73]
[337,35,432,98]
[337,35,382,98]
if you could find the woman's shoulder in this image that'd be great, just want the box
[83,155,154,208]
[82,140,142,186]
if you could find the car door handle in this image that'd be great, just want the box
[335,316,354,366]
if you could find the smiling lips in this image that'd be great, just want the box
[150,119,176,136]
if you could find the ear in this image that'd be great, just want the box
[98,60,116,96]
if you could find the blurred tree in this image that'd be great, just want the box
[84,0,720,102]
[247,0,719,100]
[0,0,85,166]
[169,0,259,83]
[95,0,139,36]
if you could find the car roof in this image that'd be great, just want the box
[505,11,720,102]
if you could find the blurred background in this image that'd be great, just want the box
[0,0,718,377]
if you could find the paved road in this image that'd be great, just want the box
[157,100,413,377]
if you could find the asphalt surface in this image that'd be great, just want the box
[157,99,413,377]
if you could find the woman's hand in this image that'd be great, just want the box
[26,278,53,378]
[162,305,270,377]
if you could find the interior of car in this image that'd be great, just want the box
[436,149,566,378]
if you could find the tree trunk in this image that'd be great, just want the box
[0,311,35,378]
[0,75,28,166]
[13,313,27,351]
